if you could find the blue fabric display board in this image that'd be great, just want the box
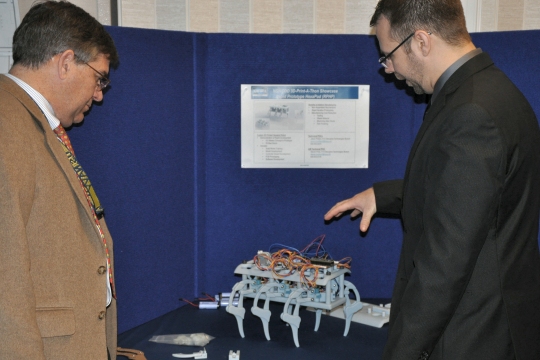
[68,27,540,333]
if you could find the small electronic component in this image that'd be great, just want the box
[309,257,335,267]
[217,292,239,307]
[198,301,219,309]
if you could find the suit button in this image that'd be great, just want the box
[98,266,107,275]
[98,311,106,320]
[418,351,429,360]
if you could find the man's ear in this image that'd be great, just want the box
[56,49,77,80]
[414,31,432,57]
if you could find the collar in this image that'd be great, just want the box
[431,48,483,104]
[4,73,60,130]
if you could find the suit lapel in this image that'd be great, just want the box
[402,52,495,184]
[403,98,444,182]
[0,76,97,229]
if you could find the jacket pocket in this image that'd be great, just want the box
[36,307,75,338]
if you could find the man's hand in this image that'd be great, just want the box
[324,187,377,232]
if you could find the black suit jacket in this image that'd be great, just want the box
[374,52,540,360]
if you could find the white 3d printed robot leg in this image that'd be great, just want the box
[342,280,363,336]
[313,308,323,331]
[250,282,279,340]
[280,288,310,347]
[226,280,251,338]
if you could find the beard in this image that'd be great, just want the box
[407,79,425,95]
[397,51,426,95]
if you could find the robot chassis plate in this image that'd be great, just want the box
[226,260,363,347]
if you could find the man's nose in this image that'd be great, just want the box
[93,87,104,102]
[384,61,395,74]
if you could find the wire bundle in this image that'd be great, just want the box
[252,235,352,288]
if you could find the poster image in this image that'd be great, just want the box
[241,85,370,169]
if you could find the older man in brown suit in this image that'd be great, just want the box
[0,1,119,359]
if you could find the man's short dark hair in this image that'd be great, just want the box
[370,0,471,49]
[13,0,119,68]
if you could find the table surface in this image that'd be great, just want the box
[117,298,389,360]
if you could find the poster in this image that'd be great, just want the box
[241,85,370,168]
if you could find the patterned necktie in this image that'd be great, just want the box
[53,126,104,216]
[53,125,115,298]
[54,125,76,156]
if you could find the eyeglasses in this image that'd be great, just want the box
[378,32,415,68]
[84,62,110,90]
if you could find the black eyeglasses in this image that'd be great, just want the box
[378,32,415,68]
[84,62,110,90]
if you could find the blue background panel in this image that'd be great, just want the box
[68,27,540,333]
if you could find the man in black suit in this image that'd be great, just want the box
[324,0,540,359]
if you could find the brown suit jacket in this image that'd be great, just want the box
[0,75,117,359]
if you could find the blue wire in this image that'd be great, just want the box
[268,238,333,259]
[268,243,301,254]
